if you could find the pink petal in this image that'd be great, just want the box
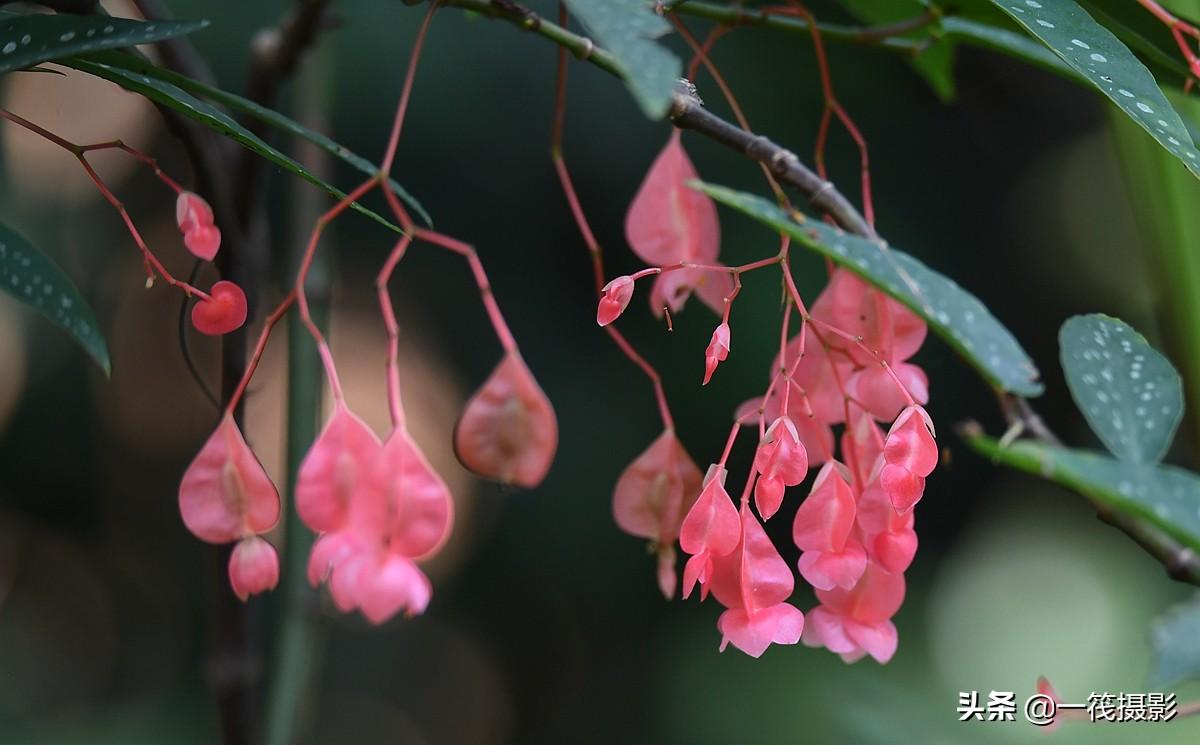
[191,280,247,336]
[884,406,938,476]
[816,562,906,624]
[329,551,367,613]
[801,605,858,654]
[792,462,857,553]
[184,224,221,261]
[358,555,433,624]
[679,467,740,557]
[716,602,805,658]
[612,429,702,544]
[871,529,918,574]
[753,417,809,488]
[844,619,899,664]
[179,413,280,543]
[597,275,634,326]
[709,505,795,613]
[656,545,677,600]
[880,464,925,514]
[753,476,785,522]
[373,428,454,560]
[702,322,731,385]
[228,535,280,601]
[176,191,214,233]
[625,133,720,268]
[682,550,713,600]
[296,405,381,533]
[811,269,927,365]
[307,531,355,586]
[455,351,558,488]
[797,540,868,591]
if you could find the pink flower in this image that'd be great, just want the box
[625,133,732,316]
[191,280,247,336]
[178,413,280,544]
[856,479,918,574]
[793,462,865,591]
[228,535,280,601]
[176,191,221,261]
[708,505,804,657]
[612,430,703,598]
[597,275,635,326]
[178,413,281,602]
[455,351,557,488]
[880,405,938,514]
[845,362,929,422]
[295,404,382,533]
[702,322,730,385]
[811,268,926,367]
[304,422,454,624]
[679,465,740,600]
[752,416,809,520]
[802,562,905,663]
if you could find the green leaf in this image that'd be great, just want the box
[1059,314,1183,464]
[1148,593,1200,687]
[990,0,1200,178]
[940,16,1078,81]
[962,434,1200,554]
[836,0,958,100]
[0,11,206,77]
[563,0,682,119]
[0,222,108,374]
[77,49,431,227]
[64,57,409,235]
[695,182,1043,396]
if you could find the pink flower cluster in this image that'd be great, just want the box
[604,135,939,661]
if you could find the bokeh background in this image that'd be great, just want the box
[0,0,1198,743]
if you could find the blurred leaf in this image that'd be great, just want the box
[990,0,1200,178]
[962,434,1200,554]
[695,182,1043,396]
[1149,592,1200,687]
[0,11,205,77]
[78,49,432,227]
[64,57,409,235]
[1060,314,1183,464]
[836,0,958,100]
[563,0,681,118]
[0,221,108,374]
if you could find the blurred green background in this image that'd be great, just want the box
[0,0,1198,743]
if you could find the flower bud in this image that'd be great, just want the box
[596,275,634,326]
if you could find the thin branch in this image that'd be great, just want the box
[668,86,875,238]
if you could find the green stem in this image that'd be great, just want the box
[261,306,326,745]
[261,48,332,745]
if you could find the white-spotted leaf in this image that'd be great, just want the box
[0,222,108,373]
[563,0,681,119]
[1149,593,1200,688]
[1060,314,1182,464]
[963,434,1200,555]
[991,0,1200,178]
[0,11,205,77]
[696,182,1042,396]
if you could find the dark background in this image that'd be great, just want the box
[0,0,1197,743]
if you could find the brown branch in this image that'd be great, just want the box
[668,85,876,239]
